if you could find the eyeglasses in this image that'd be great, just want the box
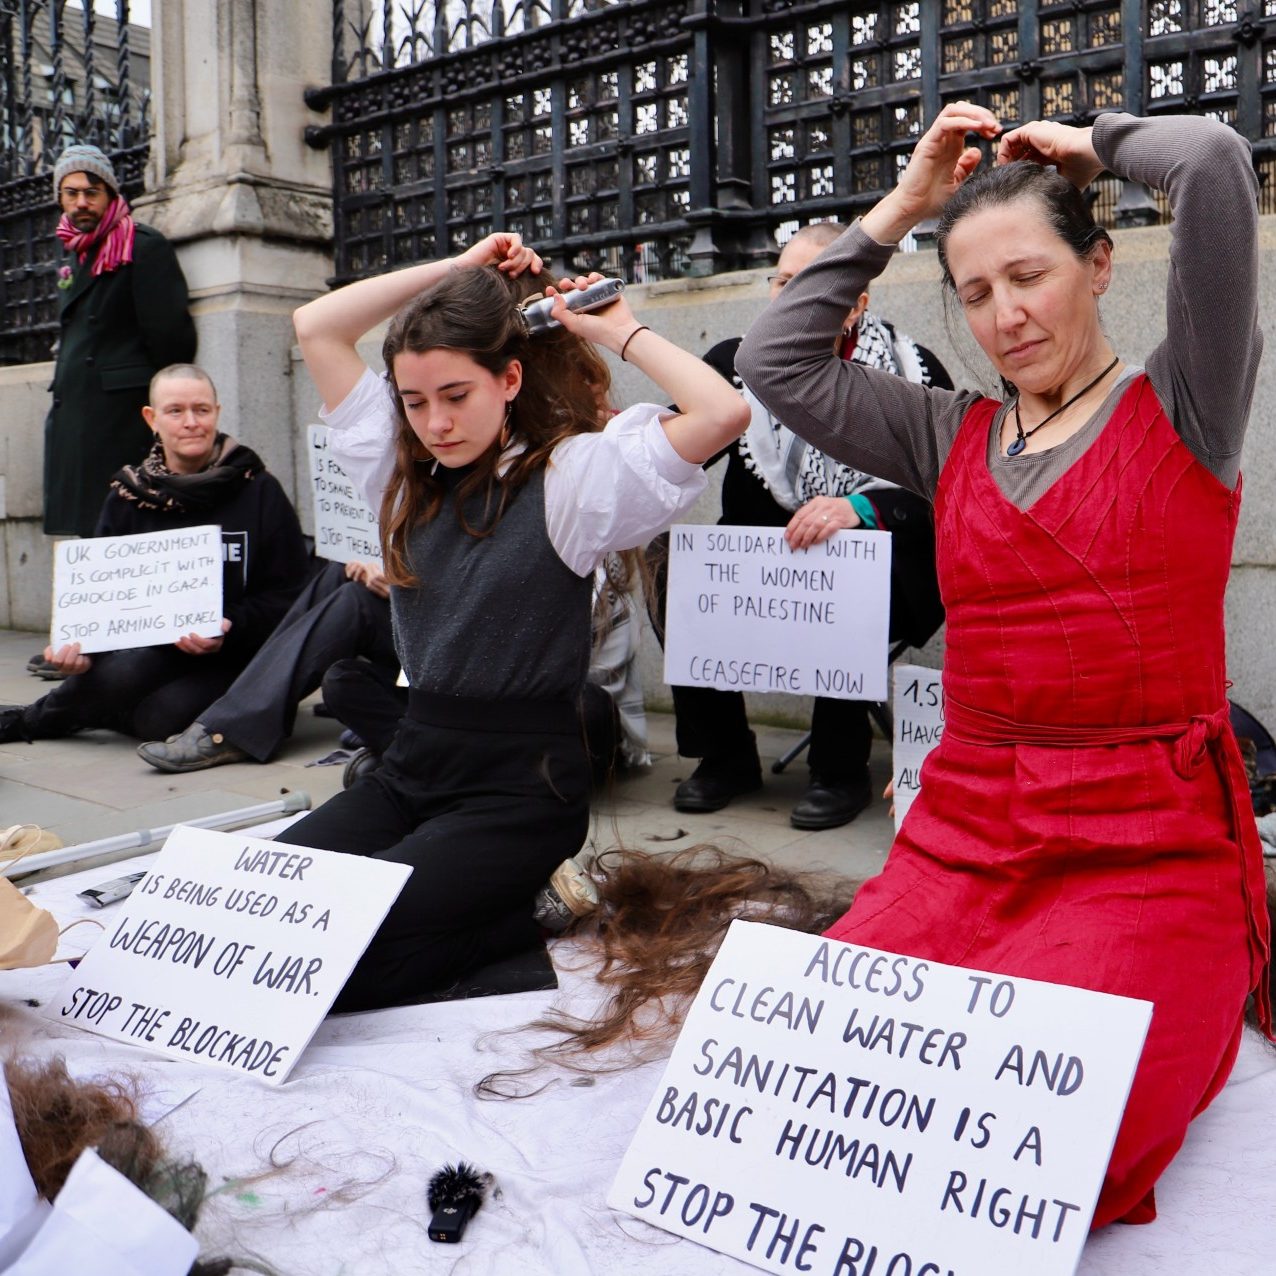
[59,185,108,200]
[766,274,792,288]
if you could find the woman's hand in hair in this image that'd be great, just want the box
[996,121,1103,190]
[862,101,999,244]
[455,232,543,279]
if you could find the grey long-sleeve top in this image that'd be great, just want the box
[736,113,1262,506]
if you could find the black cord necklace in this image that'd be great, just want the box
[1007,354,1120,457]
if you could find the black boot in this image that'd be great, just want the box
[790,768,872,830]
[673,733,763,813]
[0,706,32,744]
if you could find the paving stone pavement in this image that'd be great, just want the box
[0,627,895,885]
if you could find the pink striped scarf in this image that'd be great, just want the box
[55,194,136,276]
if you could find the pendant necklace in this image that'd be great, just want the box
[1007,354,1120,457]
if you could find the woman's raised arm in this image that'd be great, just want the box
[548,275,750,461]
[293,233,543,412]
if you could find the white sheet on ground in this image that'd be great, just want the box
[1,848,1271,1276]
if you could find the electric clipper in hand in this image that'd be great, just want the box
[520,276,625,334]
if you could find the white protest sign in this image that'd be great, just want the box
[50,525,223,654]
[307,425,382,565]
[610,920,1151,1276]
[893,663,945,831]
[664,524,892,702]
[47,826,410,1085]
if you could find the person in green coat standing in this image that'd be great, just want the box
[44,143,197,537]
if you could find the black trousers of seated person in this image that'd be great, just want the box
[16,645,248,742]
[322,659,621,787]
[321,658,407,757]
[672,681,872,781]
[200,560,396,761]
[273,691,590,1013]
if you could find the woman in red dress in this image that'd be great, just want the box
[736,106,1271,1228]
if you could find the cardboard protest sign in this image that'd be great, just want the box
[48,827,410,1085]
[50,526,223,654]
[610,921,1151,1276]
[893,663,945,831]
[664,524,892,702]
[307,425,382,565]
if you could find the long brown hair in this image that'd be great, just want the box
[4,1054,244,1273]
[479,847,858,1097]
[378,265,612,585]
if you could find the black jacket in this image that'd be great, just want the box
[45,223,197,536]
[94,467,309,658]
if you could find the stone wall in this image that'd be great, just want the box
[4,217,1275,725]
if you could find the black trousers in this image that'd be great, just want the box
[273,691,590,1013]
[19,644,249,742]
[321,660,620,787]
[200,561,396,761]
[321,658,407,757]
[671,682,872,781]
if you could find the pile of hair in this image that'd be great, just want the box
[4,1055,248,1275]
[479,845,858,1097]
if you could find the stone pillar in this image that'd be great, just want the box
[134,0,333,501]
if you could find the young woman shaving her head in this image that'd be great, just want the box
[734,107,1270,1228]
[283,233,748,1014]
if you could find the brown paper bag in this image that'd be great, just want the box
[0,876,59,970]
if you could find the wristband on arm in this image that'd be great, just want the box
[847,492,879,529]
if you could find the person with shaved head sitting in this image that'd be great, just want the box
[1,365,308,746]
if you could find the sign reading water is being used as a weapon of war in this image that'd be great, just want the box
[307,425,382,565]
[48,827,410,1086]
[893,664,945,831]
[663,524,892,702]
[50,525,223,654]
[609,920,1152,1276]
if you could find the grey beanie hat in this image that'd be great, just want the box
[53,144,118,199]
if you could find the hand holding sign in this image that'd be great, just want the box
[41,641,91,676]
[783,496,862,551]
[173,617,231,655]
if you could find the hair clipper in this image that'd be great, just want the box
[520,276,625,335]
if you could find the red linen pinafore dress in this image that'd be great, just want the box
[825,375,1271,1228]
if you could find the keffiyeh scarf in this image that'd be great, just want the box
[738,310,925,511]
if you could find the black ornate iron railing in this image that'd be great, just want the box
[0,2,150,366]
[319,1,1276,286]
